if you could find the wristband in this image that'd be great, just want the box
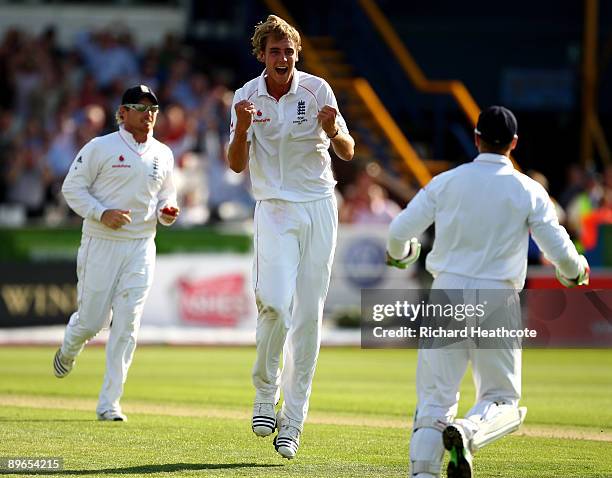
[327,128,339,139]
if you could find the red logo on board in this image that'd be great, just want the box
[119,155,125,162]
[177,274,249,326]
[257,110,262,116]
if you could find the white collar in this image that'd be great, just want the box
[474,153,513,166]
[119,126,153,155]
[257,68,300,99]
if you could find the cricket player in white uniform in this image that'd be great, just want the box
[227,15,355,459]
[386,106,589,478]
[53,85,179,422]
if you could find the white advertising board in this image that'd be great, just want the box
[143,254,257,329]
[326,224,422,315]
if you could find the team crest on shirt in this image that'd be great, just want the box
[293,100,308,125]
[149,156,161,180]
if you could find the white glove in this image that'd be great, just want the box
[556,255,590,287]
[386,238,421,269]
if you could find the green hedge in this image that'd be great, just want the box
[0,227,252,262]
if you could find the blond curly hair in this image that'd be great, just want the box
[115,107,125,126]
[251,15,302,59]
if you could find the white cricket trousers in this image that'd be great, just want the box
[409,272,522,476]
[415,273,522,422]
[251,196,337,429]
[61,235,156,415]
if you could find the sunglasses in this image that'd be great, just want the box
[123,104,160,113]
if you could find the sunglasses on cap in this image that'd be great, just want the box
[123,104,160,113]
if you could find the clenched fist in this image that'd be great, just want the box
[317,105,339,138]
[234,100,257,134]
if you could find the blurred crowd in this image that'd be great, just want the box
[0,26,254,226]
[524,164,612,266]
[0,27,610,262]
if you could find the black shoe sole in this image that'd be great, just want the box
[443,426,472,478]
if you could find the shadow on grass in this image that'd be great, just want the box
[0,463,284,475]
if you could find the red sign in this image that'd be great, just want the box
[177,274,250,326]
[525,269,612,346]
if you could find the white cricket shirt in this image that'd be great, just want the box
[388,153,582,289]
[62,127,176,240]
[230,69,349,202]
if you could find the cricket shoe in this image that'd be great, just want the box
[53,348,75,378]
[97,410,127,422]
[252,402,276,437]
[443,423,473,478]
[274,413,301,459]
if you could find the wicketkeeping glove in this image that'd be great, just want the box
[386,238,421,269]
[556,255,590,287]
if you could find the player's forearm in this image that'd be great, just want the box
[330,132,355,161]
[61,184,106,221]
[387,189,435,250]
[228,132,249,173]
[531,222,583,278]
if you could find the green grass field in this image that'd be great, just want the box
[0,346,611,477]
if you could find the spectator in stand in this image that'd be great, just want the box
[47,105,106,180]
[559,163,587,210]
[163,56,199,110]
[138,52,161,93]
[173,151,209,225]
[580,186,612,255]
[46,105,106,207]
[5,142,51,218]
[340,170,401,224]
[0,26,246,225]
[75,29,139,89]
[567,170,603,248]
[79,74,108,108]
[157,33,183,74]
[0,110,14,201]
[155,103,197,161]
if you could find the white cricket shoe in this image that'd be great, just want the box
[274,413,301,459]
[252,402,276,437]
[443,423,473,478]
[97,410,128,422]
[53,348,75,378]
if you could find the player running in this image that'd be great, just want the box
[386,106,589,478]
[53,85,179,422]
